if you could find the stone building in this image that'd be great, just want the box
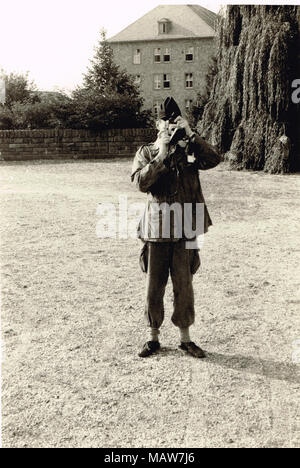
[108,4,218,116]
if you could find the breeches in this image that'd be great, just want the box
[140,241,201,329]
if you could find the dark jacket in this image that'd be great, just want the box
[131,134,220,242]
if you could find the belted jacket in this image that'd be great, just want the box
[131,134,221,242]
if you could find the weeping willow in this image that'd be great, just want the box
[198,5,300,173]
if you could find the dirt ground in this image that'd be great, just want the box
[0,158,300,448]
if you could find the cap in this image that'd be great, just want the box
[158,97,182,122]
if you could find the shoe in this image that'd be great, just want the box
[138,341,160,358]
[179,341,206,358]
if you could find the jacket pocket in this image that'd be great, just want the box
[139,242,148,273]
[190,249,201,275]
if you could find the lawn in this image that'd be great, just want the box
[1,158,300,448]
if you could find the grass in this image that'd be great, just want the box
[1,158,300,448]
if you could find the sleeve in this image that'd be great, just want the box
[131,146,169,193]
[190,134,221,170]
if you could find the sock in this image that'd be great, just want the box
[150,328,160,342]
[180,327,191,343]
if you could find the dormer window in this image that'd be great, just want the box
[161,23,167,33]
[158,18,171,34]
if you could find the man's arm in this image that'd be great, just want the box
[173,116,221,170]
[131,147,169,193]
[131,130,170,193]
[190,134,221,170]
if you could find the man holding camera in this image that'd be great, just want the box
[131,97,220,358]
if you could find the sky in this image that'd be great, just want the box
[0,0,299,92]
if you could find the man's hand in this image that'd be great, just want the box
[157,130,171,161]
[174,116,193,137]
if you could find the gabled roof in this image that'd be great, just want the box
[187,4,218,30]
[108,5,218,43]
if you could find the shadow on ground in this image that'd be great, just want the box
[206,352,300,384]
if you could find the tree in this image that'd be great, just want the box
[0,30,153,130]
[0,71,39,108]
[198,5,300,173]
[0,82,74,130]
[82,29,140,99]
[71,29,152,130]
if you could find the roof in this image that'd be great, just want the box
[108,5,218,43]
[187,4,218,30]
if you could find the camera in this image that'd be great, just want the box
[169,126,186,146]
[166,121,186,146]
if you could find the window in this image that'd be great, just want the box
[158,19,170,34]
[185,47,194,62]
[154,48,161,62]
[154,74,161,90]
[153,100,162,116]
[159,23,167,34]
[133,49,141,64]
[185,73,193,88]
[134,75,141,85]
[163,74,170,89]
[163,48,170,62]
[185,99,193,110]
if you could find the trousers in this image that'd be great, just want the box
[140,240,201,329]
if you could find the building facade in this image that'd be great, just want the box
[108,5,218,117]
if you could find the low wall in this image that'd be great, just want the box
[0,128,157,161]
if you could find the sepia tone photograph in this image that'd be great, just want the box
[0,0,299,450]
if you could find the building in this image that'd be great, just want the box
[108,4,218,116]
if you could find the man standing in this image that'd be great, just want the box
[131,97,220,358]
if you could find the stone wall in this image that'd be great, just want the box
[0,128,157,161]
